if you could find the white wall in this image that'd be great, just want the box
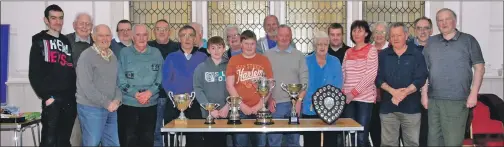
[1,1,502,146]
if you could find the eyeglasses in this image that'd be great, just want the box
[118,29,131,33]
[374,31,386,35]
[415,27,431,31]
[77,22,93,28]
[227,34,240,39]
[316,43,329,47]
[154,27,169,32]
[179,34,196,39]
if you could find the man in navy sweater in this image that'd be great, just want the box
[162,25,207,147]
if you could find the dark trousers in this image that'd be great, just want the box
[164,99,203,147]
[40,98,77,147]
[117,105,157,147]
[203,132,227,147]
[369,102,381,147]
[419,106,428,147]
[301,114,344,147]
[343,101,373,147]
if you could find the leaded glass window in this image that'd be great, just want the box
[363,1,425,35]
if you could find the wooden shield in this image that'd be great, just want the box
[311,84,346,125]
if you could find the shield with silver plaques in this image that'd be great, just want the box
[311,84,346,125]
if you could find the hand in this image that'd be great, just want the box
[250,102,263,115]
[345,93,354,104]
[107,101,119,112]
[295,101,302,116]
[421,95,428,109]
[45,98,55,106]
[466,94,478,108]
[240,103,253,115]
[138,90,153,105]
[268,98,277,113]
[390,89,407,105]
[218,104,230,118]
[210,110,220,118]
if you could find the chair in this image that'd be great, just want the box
[468,99,504,146]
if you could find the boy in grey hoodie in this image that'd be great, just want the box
[193,36,229,147]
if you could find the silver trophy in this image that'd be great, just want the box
[254,76,275,125]
[281,83,307,124]
[226,96,243,124]
[200,103,220,124]
[168,91,195,125]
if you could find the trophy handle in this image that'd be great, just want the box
[281,83,288,92]
[226,96,231,103]
[215,103,220,109]
[269,79,276,91]
[302,83,308,91]
[188,92,196,108]
[168,91,176,108]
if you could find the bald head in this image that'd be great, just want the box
[92,24,112,50]
[263,15,279,35]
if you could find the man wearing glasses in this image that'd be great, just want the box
[66,12,93,147]
[409,17,433,52]
[147,19,180,147]
[111,19,133,58]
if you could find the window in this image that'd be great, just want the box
[363,1,425,35]
[208,1,269,45]
[286,1,347,54]
[130,1,192,41]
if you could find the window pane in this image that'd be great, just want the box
[130,1,191,41]
[363,1,424,36]
[286,1,347,54]
[208,1,269,47]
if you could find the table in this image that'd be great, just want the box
[1,118,41,147]
[162,118,363,146]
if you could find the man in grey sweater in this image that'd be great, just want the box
[265,24,308,147]
[75,24,121,146]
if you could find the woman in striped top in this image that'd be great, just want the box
[342,20,378,147]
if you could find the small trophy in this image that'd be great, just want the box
[254,76,275,125]
[168,91,195,125]
[200,103,220,124]
[227,96,243,124]
[281,83,307,125]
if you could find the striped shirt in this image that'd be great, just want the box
[342,44,378,103]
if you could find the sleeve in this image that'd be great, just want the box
[147,54,163,94]
[193,64,210,105]
[76,53,112,108]
[411,53,429,89]
[114,79,123,103]
[423,39,431,69]
[333,58,343,89]
[298,53,309,88]
[468,35,485,65]
[341,52,347,88]
[225,58,236,76]
[350,48,378,97]
[28,39,51,101]
[117,52,138,97]
[162,57,173,93]
[375,52,386,88]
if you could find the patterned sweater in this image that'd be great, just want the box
[342,44,378,103]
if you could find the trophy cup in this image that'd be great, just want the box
[281,83,307,125]
[200,103,220,124]
[254,76,275,125]
[227,96,243,124]
[168,91,195,125]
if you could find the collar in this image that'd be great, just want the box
[414,38,421,46]
[373,41,389,50]
[92,44,113,61]
[75,34,91,44]
[439,29,461,41]
[273,45,293,53]
[386,45,414,56]
[133,46,151,54]
[179,46,198,54]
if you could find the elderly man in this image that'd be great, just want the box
[117,24,163,147]
[376,22,428,147]
[111,19,133,57]
[76,24,121,146]
[265,25,308,147]
[423,8,485,146]
[189,22,209,56]
[29,4,76,146]
[409,17,433,52]
[257,15,279,53]
[146,19,180,147]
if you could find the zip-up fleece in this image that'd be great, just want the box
[29,30,76,101]
[193,58,229,117]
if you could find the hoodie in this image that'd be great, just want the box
[193,57,229,117]
[28,30,76,101]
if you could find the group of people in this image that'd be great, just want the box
[28,4,485,147]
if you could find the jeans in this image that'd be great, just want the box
[368,102,381,147]
[40,97,77,147]
[380,112,421,146]
[77,103,120,146]
[267,102,300,147]
[117,105,157,147]
[154,98,167,147]
[234,112,267,147]
[428,99,468,146]
[343,101,373,147]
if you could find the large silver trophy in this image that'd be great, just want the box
[200,103,220,124]
[254,76,275,125]
[226,96,243,124]
[168,91,195,125]
[281,83,307,125]
[312,84,346,124]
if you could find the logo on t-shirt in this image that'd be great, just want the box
[41,39,73,67]
[236,64,265,88]
[125,71,135,79]
[205,71,226,82]
[151,64,160,71]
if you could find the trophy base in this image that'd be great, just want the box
[288,116,300,125]
[254,120,274,125]
[174,119,188,125]
[227,120,242,125]
[204,121,215,124]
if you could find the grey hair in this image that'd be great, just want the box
[224,25,241,39]
[132,24,148,35]
[92,24,111,34]
[278,24,292,32]
[189,22,203,34]
[74,12,93,23]
[387,22,409,36]
[312,30,329,48]
[371,21,389,32]
[436,8,457,21]
[263,15,279,27]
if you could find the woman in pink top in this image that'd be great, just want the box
[342,20,378,147]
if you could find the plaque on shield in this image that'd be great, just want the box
[311,84,346,125]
